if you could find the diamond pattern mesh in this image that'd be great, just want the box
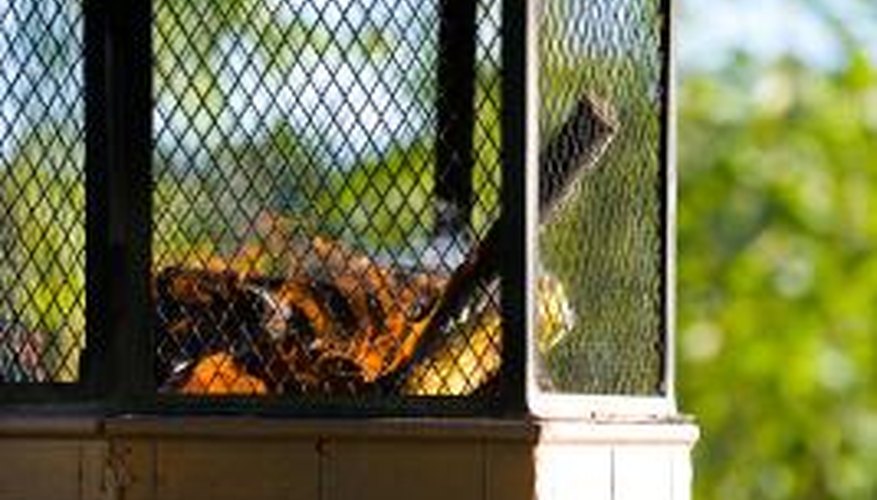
[0,0,85,384]
[151,0,503,397]
[537,0,666,394]
[0,0,666,400]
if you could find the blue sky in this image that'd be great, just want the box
[3,0,876,164]
[680,0,877,72]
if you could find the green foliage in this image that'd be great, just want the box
[538,42,665,393]
[678,54,877,499]
[316,138,435,249]
[153,0,333,127]
[152,121,325,267]
[471,69,502,235]
[0,126,85,381]
[150,0,445,260]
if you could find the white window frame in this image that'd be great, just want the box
[526,0,678,420]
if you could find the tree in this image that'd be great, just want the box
[678,53,877,499]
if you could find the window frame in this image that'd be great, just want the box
[526,0,677,419]
[0,0,676,420]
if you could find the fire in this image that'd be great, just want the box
[178,353,267,395]
[153,212,571,397]
[153,231,446,395]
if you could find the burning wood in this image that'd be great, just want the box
[154,93,616,397]
[154,236,446,395]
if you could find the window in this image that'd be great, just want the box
[0,0,673,418]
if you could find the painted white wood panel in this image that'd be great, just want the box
[613,446,673,500]
[535,443,612,500]
[670,446,693,500]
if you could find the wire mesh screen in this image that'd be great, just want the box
[151,0,503,399]
[0,0,85,384]
[537,0,667,394]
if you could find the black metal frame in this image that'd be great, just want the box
[657,0,673,397]
[0,0,530,417]
[434,0,477,237]
[497,0,528,414]
[0,0,672,416]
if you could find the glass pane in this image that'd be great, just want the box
[0,0,85,383]
[151,0,502,399]
[537,0,666,394]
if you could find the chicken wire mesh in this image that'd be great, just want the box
[0,0,85,384]
[537,0,667,394]
[151,0,505,398]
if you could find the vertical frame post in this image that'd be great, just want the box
[101,0,154,409]
[499,0,538,415]
[435,0,478,236]
[659,0,677,408]
[82,0,109,398]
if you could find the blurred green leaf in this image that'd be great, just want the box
[679,55,877,499]
[0,126,85,381]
